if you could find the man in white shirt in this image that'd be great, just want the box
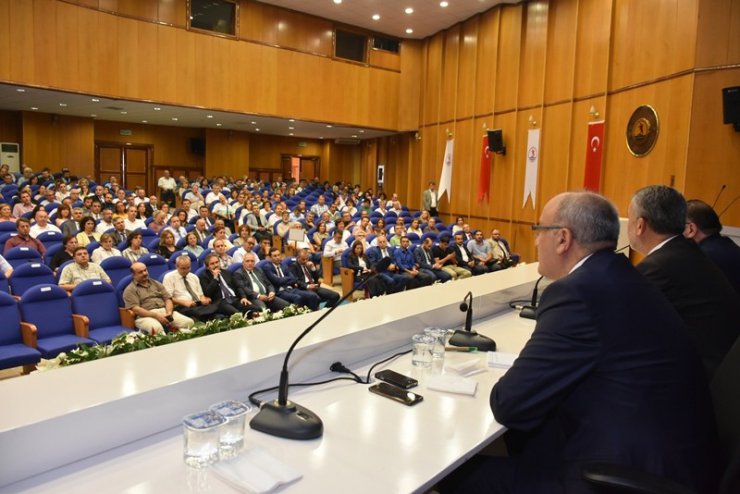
[29,209,61,238]
[205,184,222,206]
[162,254,223,321]
[163,216,188,242]
[310,195,329,216]
[157,170,177,207]
[123,205,146,232]
[323,230,348,269]
[96,208,115,235]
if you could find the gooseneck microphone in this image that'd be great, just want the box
[711,184,727,209]
[519,275,544,320]
[448,291,497,351]
[250,273,377,440]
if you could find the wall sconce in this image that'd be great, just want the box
[446,128,454,139]
[528,115,537,127]
[414,132,422,141]
[589,105,600,119]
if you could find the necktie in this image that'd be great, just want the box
[302,265,312,283]
[382,249,388,258]
[424,249,431,265]
[256,215,262,226]
[276,265,284,278]
[249,271,265,294]
[183,276,199,302]
[497,240,509,258]
[218,275,235,298]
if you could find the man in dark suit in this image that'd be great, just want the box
[444,191,718,494]
[198,253,255,316]
[366,236,409,293]
[290,249,340,308]
[231,251,290,312]
[685,198,740,294]
[452,232,486,275]
[628,185,739,379]
[262,247,319,310]
[414,236,452,282]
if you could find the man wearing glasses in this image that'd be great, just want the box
[445,191,716,494]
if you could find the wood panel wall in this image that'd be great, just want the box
[371,0,740,263]
[21,112,95,176]
[0,111,21,146]
[0,0,404,132]
[205,128,250,179]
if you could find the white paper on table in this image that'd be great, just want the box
[426,375,478,396]
[445,357,481,375]
[487,351,518,369]
[211,447,302,493]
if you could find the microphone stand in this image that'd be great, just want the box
[519,275,544,320]
[448,291,497,352]
[250,272,376,440]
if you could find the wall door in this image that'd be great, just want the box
[280,155,320,181]
[95,143,152,191]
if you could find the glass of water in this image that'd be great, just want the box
[183,410,226,468]
[424,327,447,360]
[209,400,251,458]
[412,333,435,368]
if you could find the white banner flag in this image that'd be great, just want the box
[437,138,454,201]
[522,128,540,208]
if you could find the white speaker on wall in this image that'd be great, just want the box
[0,143,20,173]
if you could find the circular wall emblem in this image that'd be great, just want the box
[626,105,659,157]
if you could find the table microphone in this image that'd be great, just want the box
[250,272,377,440]
[448,291,497,352]
[519,275,544,320]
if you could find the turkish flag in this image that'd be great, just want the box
[477,134,492,202]
[583,120,605,192]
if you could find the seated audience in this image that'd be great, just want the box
[58,246,111,292]
[29,208,61,238]
[50,235,77,275]
[122,231,149,263]
[453,232,487,276]
[183,232,204,258]
[4,218,46,255]
[75,216,101,247]
[467,230,501,273]
[488,229,517,268]
[231,252,290,312]
[91,233,122,263]
[163,254,225,321]
[290,249,340,308]
[414,236,452,283]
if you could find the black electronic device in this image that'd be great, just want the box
[722,86,740,131]
[487,129,507,156]
[368,382,423,406]
[519,275,544,320]
[448,291,497,352]
[250,274,378,440]
[374,369,418,389]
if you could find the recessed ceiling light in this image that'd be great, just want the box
[326,125,333,128]
[333,0,342,4]
[372,14,380,20]
[153,107,161,111]
[171,117,178,121]
[255,128,260,132]
[91,114,97,118]
[352,135,358,138]
[359,130,365,133]
[440,1,449,7]
[216,123,222,127]
[16,88,25,93]
[91,98,99,102]
[289,133,294,136]
[251,121,257,125]
[289,119,295,122]
[141,120,147,123]
[120,111,127,114]
[319,137,324,140]
[405,7,414,14]
[288,126,295,130]
[206,115,213,119]
[406,28,414,34]
[59,103,67,107]
[31,107,38,111]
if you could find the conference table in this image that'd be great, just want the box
[0,264,540,493]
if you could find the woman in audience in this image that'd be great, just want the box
[122,231,149,263]
[54,204,72,228]
[0,203,14,223]
[148,210,167,234]
[312,222,329,250]
[373,218,386,237]
[346,241,386,297]
[156,229,177,259]
[183,231,204,257]
[342,198,357,217]
[91,233,122,263]
[136,202,148,220]
[175,208,189,227]
[75,216,100,247]
[452,216,465,234]
[419,210,431,223]
[207,226,234,249]
[407,218,423,237]
[232,223,252,247]
[78,178,90,198]
[50,235,77,275]
[159,202,172,221]
[112,201,127,220]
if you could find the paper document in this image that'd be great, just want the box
[487,352,518,369]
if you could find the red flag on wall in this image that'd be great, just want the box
[583,120,605,192]
[477,134,492,202]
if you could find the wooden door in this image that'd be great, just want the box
[95,143,152,191]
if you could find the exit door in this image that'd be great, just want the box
[95,143,152,191]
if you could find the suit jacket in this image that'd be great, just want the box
[637,236,739,378]
[198,269,239,302]
[290,262,320,289]
[262,261,300,291]
[414,246,436,270]
[61,219,80,237]
[452,242,474,265]
[490,250,717,493]
[232,267,275,299]
[699,233,740,294]
[421,189,435,211]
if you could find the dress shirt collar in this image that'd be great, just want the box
[647,235,679,255]
[568,253,594,274]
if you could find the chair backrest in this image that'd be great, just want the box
[4,246,43,269]
[167,250,197,270]
[71,280,121,330]
[139,253,168,281]
[99,256,133,288]
[0,291,21,346]
[43,243,64,267]
[19,284,73,337]
[9,262,55,297]
[341,248,353,268]
[0,222,17,233]
[145,237,161,251]
[227,263,242,274]
[138,228,158,239]
[116,275,133,307]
